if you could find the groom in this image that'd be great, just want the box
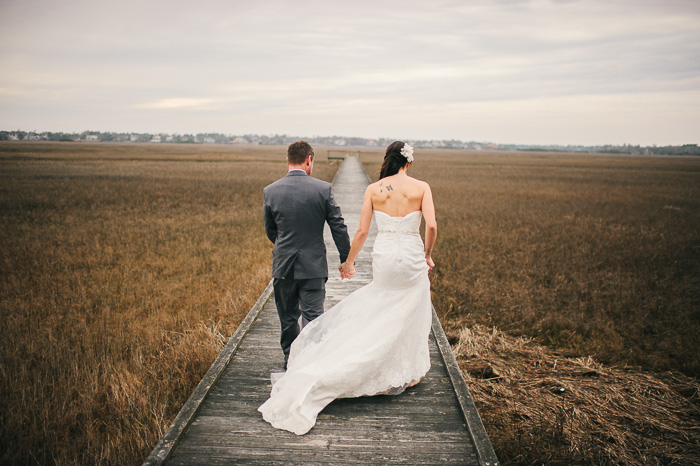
[263,141,352,369]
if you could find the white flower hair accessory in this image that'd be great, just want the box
[400,143,414,162]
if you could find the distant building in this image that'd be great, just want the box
[232,137,247,144]
[166,135,174,142]
[86,135,99,141]
[130,134,139,142]
[151,135,161,143]
[204,137,216,144]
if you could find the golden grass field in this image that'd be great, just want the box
[1,142,698,464]
[360,149,700,375]
[361,149,700,464]
[0,142,338,464]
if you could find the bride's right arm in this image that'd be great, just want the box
[421,183,437,269]
[342,186,374,271]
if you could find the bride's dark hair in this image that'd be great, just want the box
[379,141,410,180]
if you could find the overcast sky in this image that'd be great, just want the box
[1,0,698,145]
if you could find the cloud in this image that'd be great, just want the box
[0,0,698,144]
[0,87,22,96]
[135,98,217,110]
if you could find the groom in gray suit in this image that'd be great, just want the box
[263,141,352,369]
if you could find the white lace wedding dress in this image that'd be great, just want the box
[258,210,432,435]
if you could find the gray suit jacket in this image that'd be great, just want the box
[264,171,351,279]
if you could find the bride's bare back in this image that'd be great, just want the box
[369,172,427,217]
[341,168,437,275]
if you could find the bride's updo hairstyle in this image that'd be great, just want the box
[379,141,410,180]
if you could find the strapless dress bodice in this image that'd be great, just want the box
[374,210,421,234]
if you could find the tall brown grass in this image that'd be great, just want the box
[2,142,698,464]
[0,142,338,464]
[449,324,699,464]
[362,148,700,463]
[362,149,700,376]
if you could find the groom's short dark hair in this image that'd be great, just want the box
[288,141,314,165]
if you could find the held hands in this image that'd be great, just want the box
[339,262,356,280]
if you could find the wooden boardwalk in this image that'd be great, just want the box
[144,156,498,465]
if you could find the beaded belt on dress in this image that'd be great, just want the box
[378,229,419,234]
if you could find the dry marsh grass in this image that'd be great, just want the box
[362,148,700,463]
[362,149,700,376]
[450,325,700,464]
[2,142,698,464]
[0,142,337,465]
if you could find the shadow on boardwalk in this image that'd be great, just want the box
[144,157,498,465]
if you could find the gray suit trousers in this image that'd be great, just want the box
[273,277,326,368]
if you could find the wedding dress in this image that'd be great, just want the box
[258,210,432,435]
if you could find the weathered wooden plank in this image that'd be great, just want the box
[167,450,474,466]
[205,392,461,408]
[193,410,468,424]
[169,445,475,464]
[175,434,473,451]
[204,395,461,407]
[182,429,470,444]
[207,387,458,400]
[199,400,467,417]
[213,377,458,393]
[190,415,467,433]
[199,410,465,428]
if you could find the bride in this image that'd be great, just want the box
[258,141,437,435]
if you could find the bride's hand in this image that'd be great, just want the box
[426,257,435,270]
[344,262,356,279]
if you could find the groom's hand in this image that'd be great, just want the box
[339,263,356,280]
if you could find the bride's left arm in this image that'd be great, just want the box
[421,183,437,269]
[341,186,373,275]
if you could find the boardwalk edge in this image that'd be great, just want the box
[142,279,274,466]
[431,306,500,466]
[358,158,498,463]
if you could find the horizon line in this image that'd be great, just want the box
[2,129,697,149]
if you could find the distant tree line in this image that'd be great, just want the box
[1,130,697,155]
[598,144,700,156]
